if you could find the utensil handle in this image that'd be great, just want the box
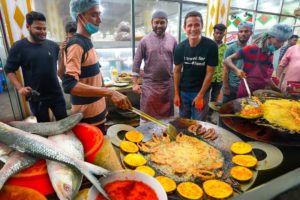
[131,107,167,128]
[219,114,239,117]
[243,78,251,98]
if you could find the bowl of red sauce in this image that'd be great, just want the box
[87,170,167,200]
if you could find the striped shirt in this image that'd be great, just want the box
[63,34,107,126]
[237,44,273,77]
[235,44,274,97]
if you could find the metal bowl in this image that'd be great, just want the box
[87,170,168,200]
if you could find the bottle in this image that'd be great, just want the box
[110,66,118,82]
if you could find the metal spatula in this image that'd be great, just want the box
[243,78,260,107]
[130,107,177,140]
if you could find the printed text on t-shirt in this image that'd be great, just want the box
[184,56,205,66]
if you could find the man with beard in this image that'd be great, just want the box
[222,22,253,103]
[64,0,132,133]
[5,11,67,122]
[132,10,177,119]
[224,23,293,98]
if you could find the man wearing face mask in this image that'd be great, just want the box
[64,0,132,133]
[132,10,177,119]
[224,24,293,98]
[5,11,67,122]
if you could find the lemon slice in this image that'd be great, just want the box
[231,141,252,154]
[125,130,144,143]
[232,155,258,168]
[120,141,139,153]
[155,176,176,193]
[230,166,253,181]
[123,153,146,168]
[135,166,155,177]
[203,179,233,199]
[177,182,203,200]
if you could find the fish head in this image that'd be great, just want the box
[53,169,82,200]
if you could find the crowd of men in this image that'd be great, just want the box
[4,0,298,131]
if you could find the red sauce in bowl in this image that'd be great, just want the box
[96,180,159,200]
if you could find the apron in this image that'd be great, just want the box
[237,53,273,98]
[140,80,174,118]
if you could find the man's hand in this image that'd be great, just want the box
[174,94,181,107]
[192,95,204,111]
[60,40,67,51]
[111,91,132,110]
[236,69,246,79]
[223,86,230,96]
[18,87,32,97]
[132,84,142,94]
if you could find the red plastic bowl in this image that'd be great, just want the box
[6,160,55,195]
[72,123,104,163]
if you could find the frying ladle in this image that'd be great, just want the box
[130,107,178,140]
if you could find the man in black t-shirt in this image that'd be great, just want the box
[174,11,218,120]
[5,11,67,122]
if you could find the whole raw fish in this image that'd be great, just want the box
[47,131,84,200]
[0,122,110,199]
[8,113,83,136]
[0,143,13,162]
[0,151,37,190]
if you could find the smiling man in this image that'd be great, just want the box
[132,10,177,119]
[63,0,132,133]
[174,11,218,120]
[5,11,67,122]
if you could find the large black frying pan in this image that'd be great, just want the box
[220,98,300,147]
[136,118,259,199]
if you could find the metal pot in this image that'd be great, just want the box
[219,98,300,147]
[87,170,168,200]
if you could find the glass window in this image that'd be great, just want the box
[32,0,69,42]
[254,13,279,33]
[184,0,207,3]
[0,28,22,121]
[294,27,300,36]
[230,0,256,10]
[296,18,300,26]
[281,0,300,15]
[92,0,133,77]
[226,9,254,44]
[279,16,296,25]
[257,0,282,14]
[181,2,207,41]
[92,0,132,42]
[134,0,180,42]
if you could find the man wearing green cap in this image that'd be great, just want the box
[63,0,132,133]
[224,23,293,98]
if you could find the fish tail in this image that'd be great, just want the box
[81,170,110,200]
[84,161,110,176]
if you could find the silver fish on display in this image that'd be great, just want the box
[47,131,84,200]
[0,122,110,199]
[8,113,83,136]
[0,151,37,190]
[0,143,13,162]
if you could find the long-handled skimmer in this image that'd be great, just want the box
[130,107,178,140]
